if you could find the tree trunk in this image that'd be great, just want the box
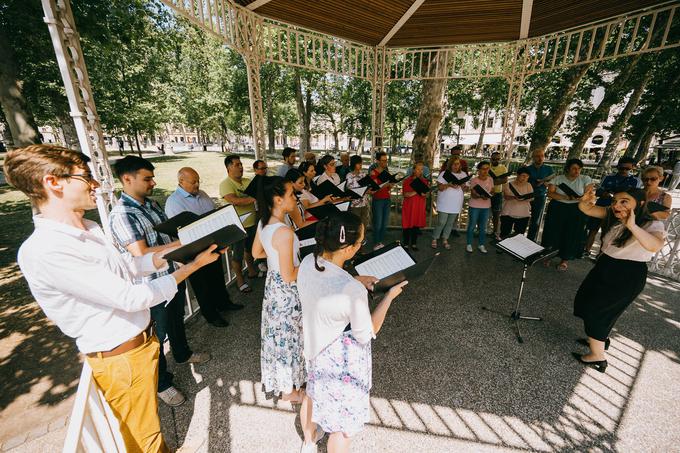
[0,109,13,147]
[567,56,642,159]
[133,132,142,157]
[57,111,80,150]
[475,106,489,155]
[598,70,653,169]
[528,64,593,159]
[633,129,655,164]
[412,53,447,169]
[0,33,40,147]
[293,71,312,152]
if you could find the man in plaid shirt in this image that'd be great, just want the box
[109,156,210,407]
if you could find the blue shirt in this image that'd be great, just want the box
[526,164,554,197]
[595,174,643,206]
[165,187,216,217]
[109,192,175,281]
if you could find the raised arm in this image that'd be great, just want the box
[578,185,607,218]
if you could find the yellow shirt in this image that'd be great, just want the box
[219,176,256,228]
[490,164,508,193]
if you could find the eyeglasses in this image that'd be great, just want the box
[257,166,268,171]
[62,173,97,185]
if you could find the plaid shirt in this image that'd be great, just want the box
[109,192,175,282]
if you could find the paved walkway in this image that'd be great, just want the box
[5,230,680,452]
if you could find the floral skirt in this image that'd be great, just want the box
[260,270,306,396]
[306,331,372,436]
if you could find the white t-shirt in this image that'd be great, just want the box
[551,174,592,204]
[602,220,666,262]
[435,171,466,214]
[297,255,375,360]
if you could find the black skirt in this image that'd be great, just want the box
[541,201,588,261]
[573,254,648,341]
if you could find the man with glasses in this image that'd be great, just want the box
[165,167,243,328]
[109,156,211,408]
[276,147,297,177]
[253,160,268,176]
[4,145,220,452]
[584,156,642,254]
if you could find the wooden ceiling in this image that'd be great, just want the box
[235,0,669,47]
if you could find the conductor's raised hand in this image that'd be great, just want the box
[581,185,596,205]
[193,244,222,268]
[386,280,408,300]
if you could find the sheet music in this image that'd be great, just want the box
[497,235,544,259]
[335,201,350,212]
[349,186,367,197]
[354,246,415,280]
[177,205,245,245]
[299,238,316,248]
[336,181,347,191]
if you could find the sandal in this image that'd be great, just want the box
[443,241,451,250]
[557,262,568,272]
[239,283,252,293]
[431,240,438,249]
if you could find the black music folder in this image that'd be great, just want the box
[244,174,267,198]
[558,183,582,199]
[163,204,247,264]
[352,242,439,293]
[154,211,202,237]
[311,180,347,199]
[295,221,318,258]
[409,177,430,195]
[508,183,535,200]
[377,170,404,185]
[357,174,381,191]
[306,200,351,220]
[473,184,493,199]
[442,171,471,185]
[647,201,670,213]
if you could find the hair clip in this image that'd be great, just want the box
[339,225,346,243]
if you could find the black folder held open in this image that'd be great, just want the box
[508,183,534,200]
[311,180,348,199]
[295,221,318,258]
[357,175,381,191]
[558,183,582,199]
[473,184,493,199]
[352,242,439,293]
[306,201,351,220]
[442,171,471,185]
[409,177,430,195]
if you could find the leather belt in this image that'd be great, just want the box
[86,324,154,359]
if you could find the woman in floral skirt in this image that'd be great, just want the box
[297,212,407,453]
[251,176,319,451]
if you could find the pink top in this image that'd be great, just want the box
[468,176,494,209]
[501,181,533,218]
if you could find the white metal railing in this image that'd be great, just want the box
[62,362,126,453]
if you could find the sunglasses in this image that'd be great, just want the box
[642,177,658,182]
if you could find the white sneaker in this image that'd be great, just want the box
[478,245,488,254]
[158,386,186,407]
[466,244,473,253]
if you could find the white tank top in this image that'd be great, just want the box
[258,221,300,271]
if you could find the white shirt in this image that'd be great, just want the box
[314,172,340,186]
[602,220,666,262]
[17,216,178,353]
[551,174,593,204]
[436,171,466,214]
[297,255,374,360]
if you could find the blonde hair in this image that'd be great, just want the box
[642,165,664,179]
[3,144,91,203]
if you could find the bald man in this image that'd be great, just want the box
[165,167,243,327]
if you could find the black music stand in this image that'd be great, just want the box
[482,235,559,343]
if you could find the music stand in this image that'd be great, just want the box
[482,235,559,343]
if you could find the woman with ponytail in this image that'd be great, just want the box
[284,168,312,229]
[251,176,319,451]
[573,187,665,373]
[297,212,407,453]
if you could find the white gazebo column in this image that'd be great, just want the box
[244,54,267,160]
[500,42,528,161]
[42,0,115,228]
[371,46,387,151]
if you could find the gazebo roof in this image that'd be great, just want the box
[235,0,667,47]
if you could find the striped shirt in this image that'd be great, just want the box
[109,192,175,282]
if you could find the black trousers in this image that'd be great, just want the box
[402,227,421,246]
[500,216,530,239]
[187,259,232,322]
[151,281,192,392]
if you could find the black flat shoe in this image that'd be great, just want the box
[208,317,229,328]
[220,303,244,311]
[572,352,607,373]
[576,338,610,350]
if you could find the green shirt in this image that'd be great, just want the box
[219,176,256,228]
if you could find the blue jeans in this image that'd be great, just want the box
[150,282,192,392]
[467,207,490,246]
[372,198,391,244]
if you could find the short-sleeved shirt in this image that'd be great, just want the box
[490,164,508,193]
[468,176,494,209]
[219,176,256,228]
[297,255,374,360]
[602,220,666,262]
[165,187,216,217]
[501,181,533,218]
[595,174,643,207]
[526,164,554,197]
[109,192,175,282]
[435,171,466,214]
[551,174,593,204]
[276,163,294,177]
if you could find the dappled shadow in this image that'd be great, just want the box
[157,229,679,452]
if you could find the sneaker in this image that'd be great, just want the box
[466,244,473,253]
[180,351,211,364]
[158,386,186,407]
[478,245,488,254]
